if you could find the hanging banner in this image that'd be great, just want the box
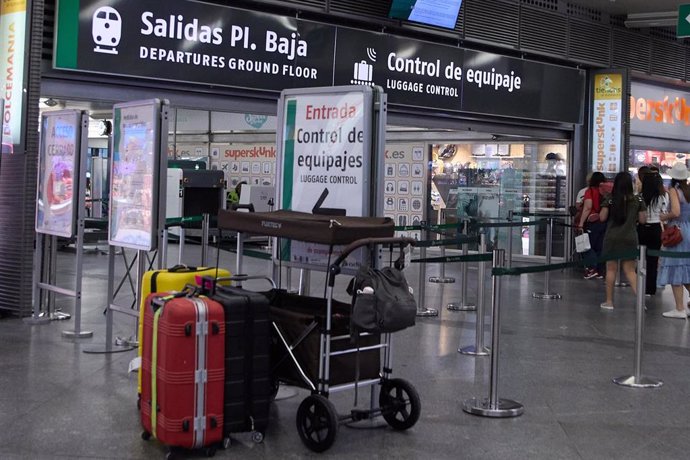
[383,143,427,238]
[35,110,83,237]
[108,99,163,251]
[54,0,585,125]
[0,0,28,153]
[590,71,625,173]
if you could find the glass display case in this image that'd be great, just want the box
[430,142,569,258]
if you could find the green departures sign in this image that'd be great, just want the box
[55,0,80,69]
[678,4,690,38]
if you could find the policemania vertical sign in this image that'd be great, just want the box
[0,0,28,152]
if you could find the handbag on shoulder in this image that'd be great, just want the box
[661,225,683,247]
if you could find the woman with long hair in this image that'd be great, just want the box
[657,163,690,319]
[599,172,647,310]
[638,171,668,295]
[577,172,607,279]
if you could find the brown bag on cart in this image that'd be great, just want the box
[347,266,417,334]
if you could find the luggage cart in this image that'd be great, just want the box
[217,210,421,452]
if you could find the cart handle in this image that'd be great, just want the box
[331,237,416,268]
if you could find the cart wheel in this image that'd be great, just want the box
[251,431,264,444]
[296,395,338,452]
[379,378,421,430]
[141,431,151,441]
[204,446,217,457]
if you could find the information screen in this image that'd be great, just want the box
[36,110,81,237]
[389,0,463,29]
[108,101,160,251]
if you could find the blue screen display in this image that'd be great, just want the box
[389,0,463,29]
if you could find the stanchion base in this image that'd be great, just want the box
[429,277,456,284]
[462,397,524,418]
[459,345,490,356]
[62,330,94,339]
[83,344,136,354]
[416,307,439,317]
[532,292,562,300]
[612,375,663,388]
[447,302,476,311]
[23,316,51,325]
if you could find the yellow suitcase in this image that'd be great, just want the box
[137,265,231,395]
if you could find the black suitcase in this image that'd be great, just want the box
[211,285,271,441]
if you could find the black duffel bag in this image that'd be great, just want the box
[347,265,417,334]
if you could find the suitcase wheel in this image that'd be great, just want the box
[204,446,217,457]
[251,431,264,444]
[221,437,231,450]
[141,431,151,441]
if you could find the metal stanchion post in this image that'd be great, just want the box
[448,220,476,311]
[25,234,50,325]
[416,221,439,317]
[507,210,514,269]
[62,216,93,339]
[161,229,169,269]
[201,213,210,266]
[429,210,455,284]
[298,269,311,296]
[613,246,662,388]
[178,227,186,265]
[532,217,561,299]
[460,232,490,355]
[463,249,524,418]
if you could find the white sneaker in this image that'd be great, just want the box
[662,309,687,319]
[600,302,614,310]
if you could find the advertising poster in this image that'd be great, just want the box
[278,88,373,268]
[0,0,27,152]
[35,111,81,237]
[210,143,277,189]
[590,72,624,173]
[383,144,426,238]
[108,101,159,251]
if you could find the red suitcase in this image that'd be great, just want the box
[140,293,225,456]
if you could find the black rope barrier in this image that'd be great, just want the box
[411,253,493,264]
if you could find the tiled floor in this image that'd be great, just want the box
[1,243,689,459]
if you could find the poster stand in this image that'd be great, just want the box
[84,100,168,354]
[272,85,387,280]
[25,111,92,338]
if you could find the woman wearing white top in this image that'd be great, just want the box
[638,172,668,295]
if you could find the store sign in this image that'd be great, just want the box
[0,0,28,152]
[629,81,690,142]
[54,0,585,125]
[35,110,82,237]
[590,71,624,173]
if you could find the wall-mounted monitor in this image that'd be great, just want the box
[389,0,463,29]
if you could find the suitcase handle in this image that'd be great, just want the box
[168,264,199,272]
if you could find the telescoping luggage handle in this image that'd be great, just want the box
[199,274,276,295]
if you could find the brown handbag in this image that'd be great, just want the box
[661,225,683,247]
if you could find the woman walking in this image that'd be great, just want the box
[599,172,647,310]
[638,172,668,296]
[577,172,607,279]
[657,163,690,319]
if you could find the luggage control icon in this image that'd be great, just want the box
[351,59,375,86]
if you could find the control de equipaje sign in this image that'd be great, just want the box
[55,0,585,125]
